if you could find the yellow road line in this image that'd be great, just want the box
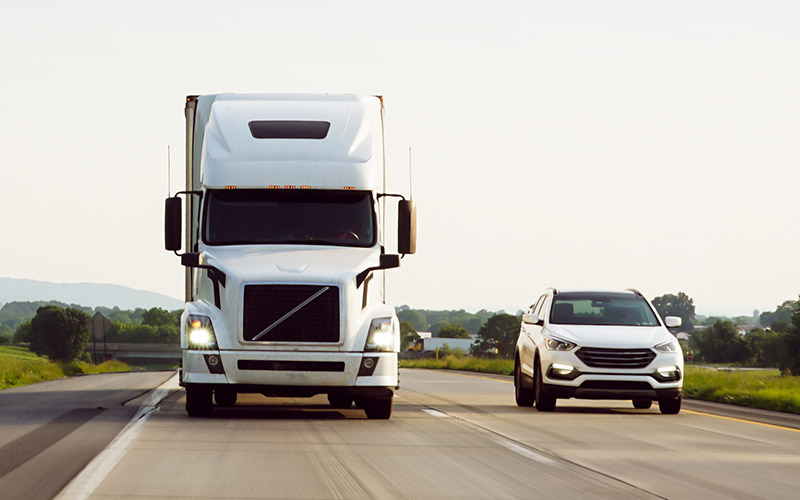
[682,409,800,433]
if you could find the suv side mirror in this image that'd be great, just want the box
[522,313,540,325]
[665,316,682,328]
[164,197,182,251]
[398,200,416,255]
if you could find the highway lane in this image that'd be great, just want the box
[0,371,175,500]
[54,368,800,500]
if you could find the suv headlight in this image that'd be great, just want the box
[654,340,678,353]
[543,334,577,351]
[186,314,218,350]
[365,317,396,352]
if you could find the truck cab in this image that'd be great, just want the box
[165,94,415,419]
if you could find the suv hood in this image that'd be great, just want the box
[546,324,672,349]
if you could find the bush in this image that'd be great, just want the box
[29,306,90,363]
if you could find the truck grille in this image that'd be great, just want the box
[575,347,655,369]
[243,285,340,343]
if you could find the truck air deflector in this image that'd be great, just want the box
[248,120,331,139]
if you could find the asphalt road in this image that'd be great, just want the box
[37,368,800,500]
[0,371,175,500]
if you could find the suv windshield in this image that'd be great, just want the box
[203,189,375,247]
[549,292,660,326]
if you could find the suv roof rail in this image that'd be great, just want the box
[626,288,643,297]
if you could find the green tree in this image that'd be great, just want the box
[141,307,175,326]
[652,292,695,330]
[29,306,90,362]
[470,313,520,358]
[745,329,783,367]
[396,308,427,332]
[759,300,797,329]
[13,320,32,343]
[438,323,471,338]
[690,320,751,363]
[399,320,420,351]
[779,299,800,375]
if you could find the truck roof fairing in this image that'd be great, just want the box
[198,94,383,190]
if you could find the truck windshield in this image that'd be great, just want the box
[549,292,661,327]
[203,189,376,247]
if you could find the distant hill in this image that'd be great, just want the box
[0,277,183,311]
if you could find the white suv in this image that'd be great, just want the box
[514,289,684,414]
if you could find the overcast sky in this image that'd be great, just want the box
[1,1,798,316]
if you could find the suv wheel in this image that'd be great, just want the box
[658,396,682,414]
[534,359,556,412]
[514,358,534,407]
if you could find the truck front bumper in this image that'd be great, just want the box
[180,349,398,392]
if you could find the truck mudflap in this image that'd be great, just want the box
[180,349,398,388]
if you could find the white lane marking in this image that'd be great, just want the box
[56,373,180,500]
[422,408,449,418]
[495,438,556,465]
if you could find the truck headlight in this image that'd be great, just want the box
[365,317,395,352]
[186,314,218,350]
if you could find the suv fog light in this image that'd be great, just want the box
[547,363,580,380]
[653,365,681,382]
[552,363,574,375]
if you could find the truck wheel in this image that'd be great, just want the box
[534,360,556,412]
[215,389,237,407]
[658,396,682,414]
[328,394,354,409]
[514,358,534,407]
[633,399,652,409]
[186,386,213,417]
[363,397,393,419]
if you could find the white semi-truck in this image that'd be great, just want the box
[165,94,416,419]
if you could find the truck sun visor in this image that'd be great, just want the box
[248,120,330,139]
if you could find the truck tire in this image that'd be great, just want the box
[514,358,534,407]
[328,394,354,409]
[185,386,213,417]
[215,388,237,407]
[658,396,682,414]
[534,360,556,412]
[633,399,652,409]
[363,397,393,419]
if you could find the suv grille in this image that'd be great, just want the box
[243,285,340,343]
[575,347,655,369]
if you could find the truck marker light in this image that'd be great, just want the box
[343,186,355,190]
[225,185,237,189]
[284,185,296,189]
[191,319,202,329]
[268,185,280,189]
[300,185,311,189]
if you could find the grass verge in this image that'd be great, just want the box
[683,365,800,414]
[400,356,514,376]
[1,346,131,390]
[400,356,800,414]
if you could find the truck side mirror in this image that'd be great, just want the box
[665,316,682,328]
[380,254,401,270]
[522,313,540,325]
[164,197,182,251]
[398,200,416,255]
